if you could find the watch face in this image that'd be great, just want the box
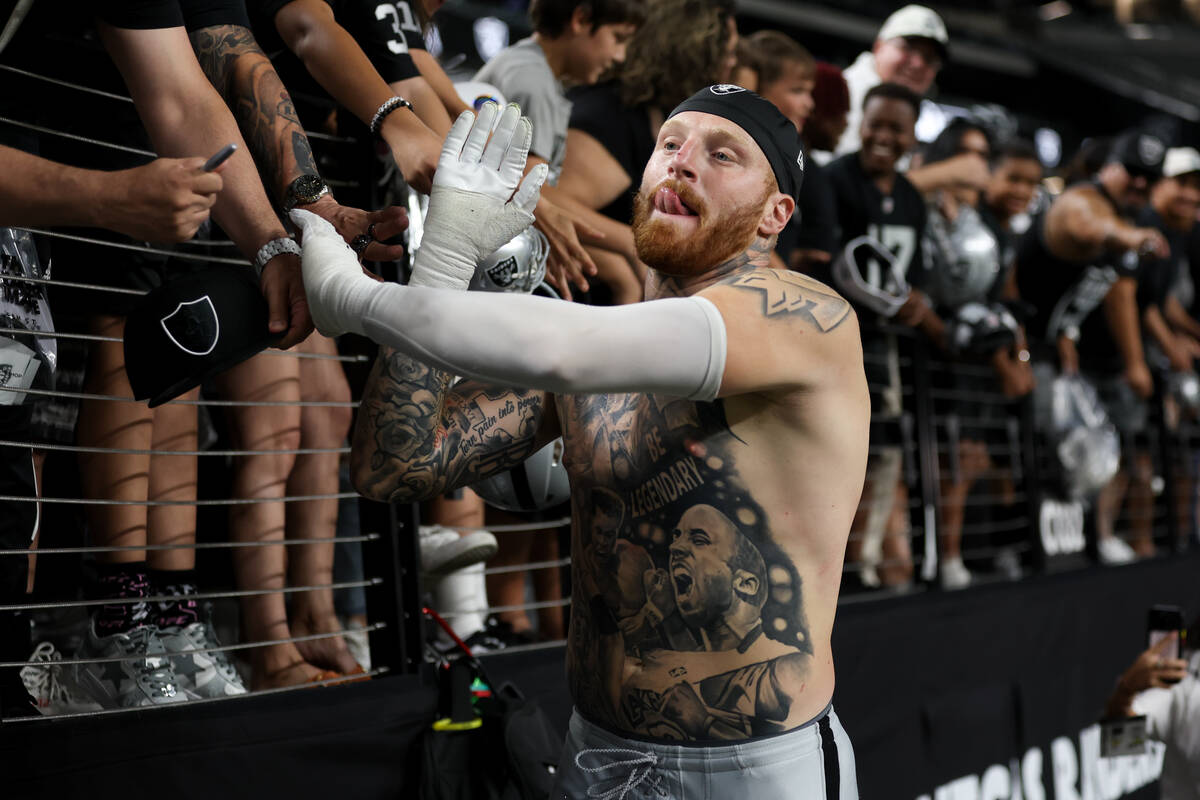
[293,175,326,203]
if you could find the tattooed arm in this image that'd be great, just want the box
[350,347,560,503]
[188,23,407,261]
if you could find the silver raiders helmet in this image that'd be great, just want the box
[923,203,1001,310]
[1168,370,1200,417]
[469,227,550,294]
[1032,371,1121,500]
[945,302,1020,356]
[831,235,911,318]
[471,437,571,512]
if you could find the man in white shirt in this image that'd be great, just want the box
[1107,634,1200,799]
[834,5,947,157]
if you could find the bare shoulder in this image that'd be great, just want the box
[704,267,857,337]
[699,268,863,397]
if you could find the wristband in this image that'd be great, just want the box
[253,236,300,278]
[370,96,414,138]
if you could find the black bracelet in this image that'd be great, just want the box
[369,96,414,138]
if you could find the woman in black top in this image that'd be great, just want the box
[919,119,1036,589]
[558,0,736,304]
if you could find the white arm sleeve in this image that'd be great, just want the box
[361,285,727,401]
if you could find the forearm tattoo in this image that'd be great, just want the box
[189,25,319,202]
[353,348,547,503]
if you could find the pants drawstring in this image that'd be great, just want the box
[574,746,666,800]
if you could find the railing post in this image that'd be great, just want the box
[908,334,942,583]
[361,499,424,674]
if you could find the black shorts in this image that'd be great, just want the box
[932,357,1013,447]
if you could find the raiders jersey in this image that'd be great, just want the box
[825,153,928,407]
[824,153,929,301]
[1015,182,1141,375]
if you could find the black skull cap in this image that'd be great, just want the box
[667,84,805,202]
[124,266,280,407]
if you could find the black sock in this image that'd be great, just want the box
[92,562,151,635]
[148,568,200,628]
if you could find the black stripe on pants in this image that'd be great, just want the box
[819,715,839,800]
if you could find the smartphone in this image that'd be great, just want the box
[203,143,238,172]
[1148,604,1185,661]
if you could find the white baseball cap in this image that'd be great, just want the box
[1164,147,1200,179]
[877,5,949,53]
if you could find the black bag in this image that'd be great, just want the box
[419,661,562,800]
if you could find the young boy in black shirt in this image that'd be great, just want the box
[826,82,941,590]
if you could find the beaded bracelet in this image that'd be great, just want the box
[369,96,414,138]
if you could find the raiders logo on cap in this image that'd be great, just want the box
[1138,135,1165,166]
[160,296,220,357]
[709,84,746,96]
[486,256,519,288]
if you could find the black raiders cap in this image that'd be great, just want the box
[1107,130,1167,180]
[124,266,280,407]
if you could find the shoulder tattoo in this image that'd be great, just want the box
[729,270,851,332]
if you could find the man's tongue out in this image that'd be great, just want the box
[657,187,696,216]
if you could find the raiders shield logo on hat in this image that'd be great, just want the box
[709,84,746,96]
[160,296,220,356]
[1138,135,1165,166]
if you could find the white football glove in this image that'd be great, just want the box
[410,102,548,291]
[290,208,375,337]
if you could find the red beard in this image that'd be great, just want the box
[632,179,768,277]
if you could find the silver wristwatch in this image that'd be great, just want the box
[253,236,301,278]
[283,174,330,213]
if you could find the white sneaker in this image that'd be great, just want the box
[73,623,188,708]
[419,525,498,576]
[1098,535,1137,565]
[939,557,973,590]
[159,620,247,699]
[19,641,103,715]
[338,617,372,672]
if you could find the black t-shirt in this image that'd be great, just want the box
[93,0,250,30]
[777,156,836,263]
[1184,224,1200,314]
[824,153,927,395]
[567,81,655,226]
[248,0,421,85]
[823,152,928,294]
[1015,182,1141,375]
[1136,205,1188,312]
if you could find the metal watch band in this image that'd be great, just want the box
[253,237,301,278]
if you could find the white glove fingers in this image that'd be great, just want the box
[460,101,499,165]
[481,103,522,173]
[440,110,476,170]
[499,117,534,191]
[513,163,549,216]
